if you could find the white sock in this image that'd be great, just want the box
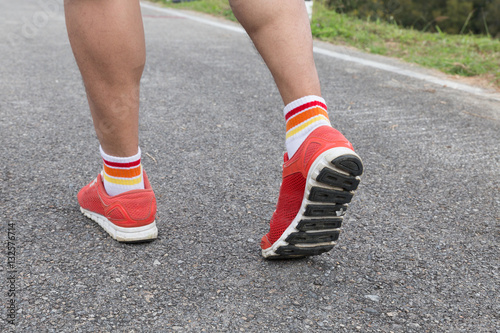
[100,146,145,196]
[284,95,331,157]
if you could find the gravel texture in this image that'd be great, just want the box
[1,1,499,332]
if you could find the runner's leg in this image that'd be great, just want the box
[64,0,145,157]
[230,0,364,258]
[229,0,320,105]
[65,0,157,242]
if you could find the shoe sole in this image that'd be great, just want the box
[80,207,158,243]
[262,147,363,259]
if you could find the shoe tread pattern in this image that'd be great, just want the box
[272,154,362,258]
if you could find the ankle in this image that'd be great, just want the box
[100,146,145,196]
[284,95,332,158]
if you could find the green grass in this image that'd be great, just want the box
[153,0,236,21]
[312,1,500,86]
[152,0,500,87]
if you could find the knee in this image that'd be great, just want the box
[228,0,271,33]
[228,0,244,20]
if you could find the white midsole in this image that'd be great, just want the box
[262,147,361,258]
[80,207,158,242]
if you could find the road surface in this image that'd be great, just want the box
[1,1,499,332]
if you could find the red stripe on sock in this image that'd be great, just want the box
[285,101,327,121]
[102,158,141,168]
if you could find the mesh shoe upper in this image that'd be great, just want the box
[77,171,157,228]
[262,125,354,248]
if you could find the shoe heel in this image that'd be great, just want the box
[80,207,158,243]
[331,154,364,176]
[262,147,363,259]
[278,149,362,258]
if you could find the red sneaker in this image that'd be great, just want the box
[261,126,363,258]
[77,171,158,242]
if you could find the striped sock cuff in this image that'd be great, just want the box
[284,95,327,120]
[100,146,144,196]
[284,96,331,157]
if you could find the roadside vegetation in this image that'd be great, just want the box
[325,0,500,37]
[154,0,237,21]
[152,0,500,88]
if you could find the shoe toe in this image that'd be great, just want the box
[260,234,273,250]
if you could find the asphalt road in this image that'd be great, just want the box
[1,1,499,332]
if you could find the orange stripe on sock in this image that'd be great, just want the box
[103,172,143,186]
[285,115,329,139]
[285,107,329,132]
[103,164,142,178]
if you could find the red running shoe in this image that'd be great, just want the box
[77,171,158,242]
[261,126,363,258]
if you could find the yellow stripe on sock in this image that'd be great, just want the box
[103,172,143,186]
[286,107,329,132]
[285,115,329,139]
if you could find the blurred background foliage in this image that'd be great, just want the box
[326,0,500,37]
